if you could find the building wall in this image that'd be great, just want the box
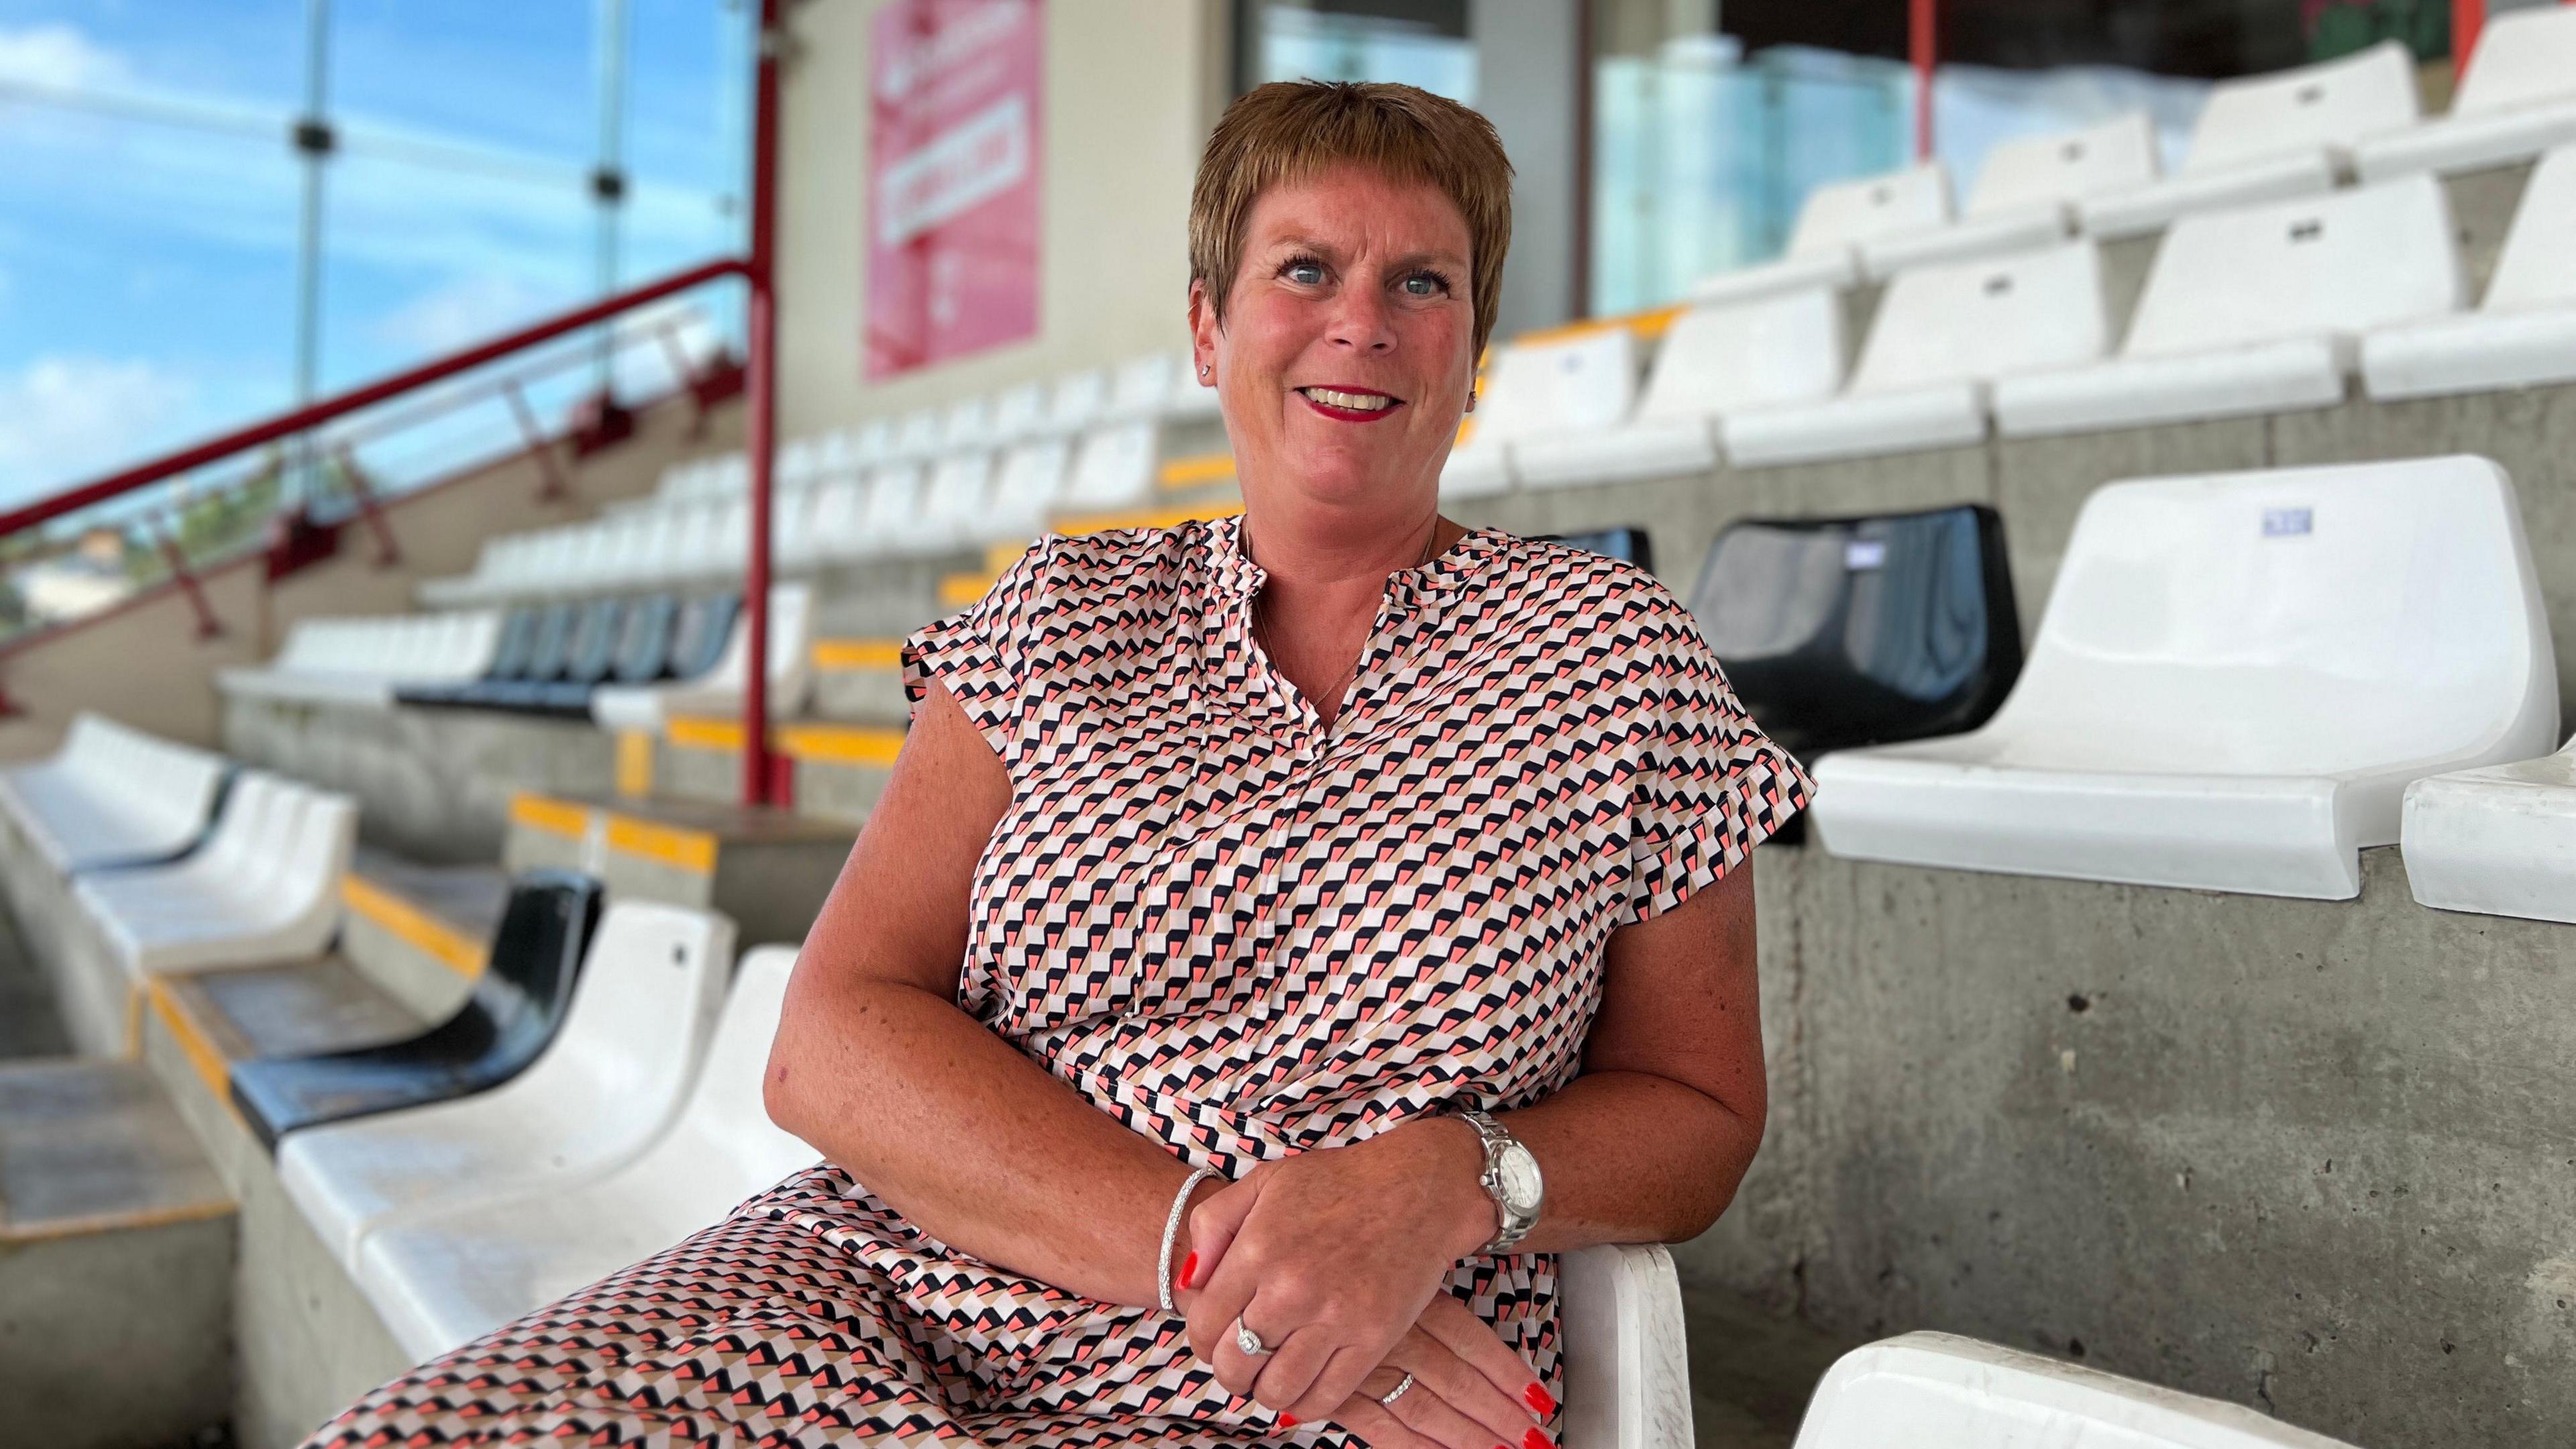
[773,0,1231,441]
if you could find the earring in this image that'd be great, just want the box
[1199,364,1212,378]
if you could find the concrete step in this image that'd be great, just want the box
[339,847,504,1022]
[503,790,850,949]
[809,637,910,725]
[637,717,902,824]
[0,1058,235,1448]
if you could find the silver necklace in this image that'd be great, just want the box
[1244,515,1444,714]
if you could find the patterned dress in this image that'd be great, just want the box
[307,518,1809,1449]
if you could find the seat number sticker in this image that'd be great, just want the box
[2262,507,2314,538]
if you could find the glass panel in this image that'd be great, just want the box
[1244,0,1477,102]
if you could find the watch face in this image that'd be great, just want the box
[1495,1143,1544,1212]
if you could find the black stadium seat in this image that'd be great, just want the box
[227,871,606,1152]
[1542,526,1654,572]
[1687,504,2021,765]
[396,606,541,708]
[523,599,633,715]
[667,592,741,682]
[609,594,681,684]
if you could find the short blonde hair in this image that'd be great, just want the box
[1190,80,1514,362]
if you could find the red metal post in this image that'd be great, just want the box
[2454,0,2486,83]
[1911,0,1937,160]
[502,379,572,502]
[152,517,223,640]
[333,443,402,566]
[740,0,783,808]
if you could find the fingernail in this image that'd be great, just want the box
[1178,1251,1198,1290]
[1523,1430,1554,1449]
[1279,1414,1298,1427]
[1523,1383,1556,1416]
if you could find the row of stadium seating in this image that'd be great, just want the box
[1692,8,2576,300]
[1447,140,2576,490]
[423,421,1164,606]
[655,347,1221,509]
[221,586,812,731]
[0,713,229,873]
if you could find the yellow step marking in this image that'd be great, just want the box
[811,639,904,672]
[616,728,655,799]
[777,723,906,767]
[604,813,719,876]
[1054,498,1245,537]
[508,792,593,840]
[1512,302,1685,347]
[340,875,487,981]
[1156,452,1237,491]
[664,716,748,752]
[938,570,997,609]
[984,539,1032,573]
[145,976,233,1108]
[0,1197,236,1244]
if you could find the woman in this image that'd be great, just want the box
[309,80,1807,1449]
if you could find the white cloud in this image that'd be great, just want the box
[0,23,132,91]
[375,272,578,356]
[0,355,198,504]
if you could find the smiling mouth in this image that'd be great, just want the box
[1297,386,1404,420]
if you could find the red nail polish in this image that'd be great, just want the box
[1523,1430,1553,1449]
[1523,1383,1556,1416]
[1279,1414,1298,1427]
[1177,1251,1198,1290]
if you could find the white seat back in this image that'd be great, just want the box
[269,793,358,923]
[1108,352,1182,419]
[2123,174,2461,359]
[800,475,871,564]
[2181,40,2416,174]
[2454,5,2576,118]
[1966,112,2159,215]
[1047,369,1110,433]
[1786,162,1952,255]
[918,451,997,545]
[936,397,992,452]
[487,901,733,1145]
[1794,1332,2361,1448]
[1478,329,1640,444]
[1638,287,1845,423]
[847,420,892,470]
[888,409,943,462]
[1850,241,2108,394]
[984,437,1071,538]
[619,945,818,1222]
[857,462,927,548]
[1063,422,1158,513]
[990,382,1049,440]
[2484,143,2576,313]
[2000,455,2551,775]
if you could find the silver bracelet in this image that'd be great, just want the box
[1158,1165,1221,1313]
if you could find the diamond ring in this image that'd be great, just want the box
[1379,1371,1416,1408]
[1233,1316,1271,1357]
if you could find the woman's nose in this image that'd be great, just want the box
[1324,284,1396,353]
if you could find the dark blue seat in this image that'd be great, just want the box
[227,871,604,1152]
[1687,504,2021,766]
[667,592,739,682]
[397,606,542,708]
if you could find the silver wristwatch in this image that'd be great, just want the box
[1456,1108,1544,1254]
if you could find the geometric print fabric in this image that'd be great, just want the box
[304,517,1809,1448]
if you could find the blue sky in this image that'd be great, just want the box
[0,1,748,510]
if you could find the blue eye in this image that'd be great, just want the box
[1403,274,1438,297]
[1287,260,1325,285]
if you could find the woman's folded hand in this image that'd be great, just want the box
[1319,1295,1556,1449]
[1176,1120,1551,1440]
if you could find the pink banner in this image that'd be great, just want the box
[865,0,1044,380]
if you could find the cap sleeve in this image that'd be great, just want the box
[1617,598,1813,924]
[902,539,1055,760]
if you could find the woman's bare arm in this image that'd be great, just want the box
[762,680,1207,1307]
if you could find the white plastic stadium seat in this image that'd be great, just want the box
[2361,142,2576,400]
[2399,733,2576,926]
[1691,162,1951,305]
[2355,6,2576,180]
[888,408,943,462]
[1061,421,1159,514]
[218,611,502,709]
[590,584,814,731]
[1516,288,1845,486]
[1996,174,2461,437]
[847,462,928,561]
[1558,1243,1693,1449]
[982,437,1073,540]
[1106,352,1183,422]
[85,775,359,973]
[1165,352,1226,422]
[1046,368,1110,435]
[1440,328,1641,498]
[1792,1332,2361,1449]
[989,381,1050,441]
[355,944,819,1360]
[2081,41,2416,239]
[1811,456,2559,900]
[1863,112,2156,275]
[0,713,229,875]
[278,900,735,1270]
[1727,241,2108,466]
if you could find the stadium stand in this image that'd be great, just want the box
[0,712,231,873]
[1860,111,2159,275]
[77,771,357,974]
[217,612,503,709]
[227,871,603,1150]
[2079,40,2418,239]
[1994,174,2461,436]
[351,943,816,1360]
[1442,327,1643,497]
[1688,161,1952,305]
[590,584,810,729]
[2353,4,2576,181]
[1687,505,2019,764]
[1810,456,2559,900]
[277,899,735,1268]
[1725,239,2109,464]
[1514,286,1845,485]
[1790,1332,2361,1448]
[2399,733,2576,926]
[2361,141,2576,400]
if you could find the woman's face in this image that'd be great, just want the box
[1191,164,1478,522]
